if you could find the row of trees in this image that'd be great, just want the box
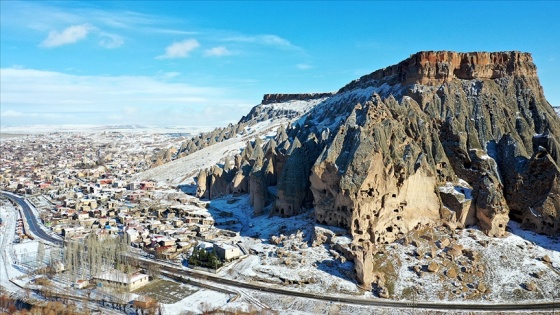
[63,233,133,284]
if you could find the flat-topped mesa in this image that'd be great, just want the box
[340,51,537,91]
[261,92,335,105]
[239,92,335,124]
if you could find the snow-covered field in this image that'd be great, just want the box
[0,201,28,292]
[161,289,231,315]
[0,124,214,135]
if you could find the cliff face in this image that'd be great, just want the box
[306,51,560,288]
[196,51,560,290]
[261,93,335,105]
[340,51,539,90]
[239,93,334,124]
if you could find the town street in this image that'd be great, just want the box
[1,192,63,246]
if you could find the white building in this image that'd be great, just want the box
[213,242,241,262]
[94,270,149,291]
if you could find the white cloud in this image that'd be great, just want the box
[0,67,254,127]
[2,1,159,32]
[296,64,312,70]
[157,39,200,59]
[259,35,293,48]
[123,106,138,115]
[222,34,300,50]
[158,72,181,79]
[2,110,24,117]
[99,32,124,48]
[204,46,234,57]
[148,28,199,35]
[40,24,93,48]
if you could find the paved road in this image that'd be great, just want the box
[134,257,557,312]
[1,192,63,246]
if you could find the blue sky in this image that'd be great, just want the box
[1,1,559,128]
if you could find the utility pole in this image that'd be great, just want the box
[413,288,416,309]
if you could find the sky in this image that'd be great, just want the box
[1,1,559,128]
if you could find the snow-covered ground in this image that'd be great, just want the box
[183,193,560,303]
[263,97,330,116]
[0,201,29,293]
[207,195,360,295]
[377,222,560,303]
[0,124,214,135]
[161,289,231,314]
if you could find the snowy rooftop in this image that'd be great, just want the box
[94,270,148,284]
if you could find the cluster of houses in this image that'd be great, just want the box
[1,132,245,291]
[0,132,177,197]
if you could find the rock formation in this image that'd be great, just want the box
[261,93,335,104]
[195,51,560,289]
[306,51,559,288]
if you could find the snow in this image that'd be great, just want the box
[199,195,360,296]
[12,241,40,262]
[301,82,405,132]
[161,289,231,314]
[387,223,560,303]
[463,222,559,300]
[438,182,472,202]
[266,97,329,113]
[0,124,214,135]
[0,202,29,293]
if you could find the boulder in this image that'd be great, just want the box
[427,261,439,273]
[525,281,537,291]
[311,226,336,247]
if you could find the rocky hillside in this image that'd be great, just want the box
[134,93,331,185]
[191,51,559,289]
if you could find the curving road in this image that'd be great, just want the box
[1,192,63,246]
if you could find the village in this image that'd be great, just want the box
[0,131,245,299]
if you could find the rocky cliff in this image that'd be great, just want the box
[239,93,335,124]
[261,93,336,105]
[196,51,560,289]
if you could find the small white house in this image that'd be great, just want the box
[75,279,89,289]
[94,270,149,291]
[213,242,241,262]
